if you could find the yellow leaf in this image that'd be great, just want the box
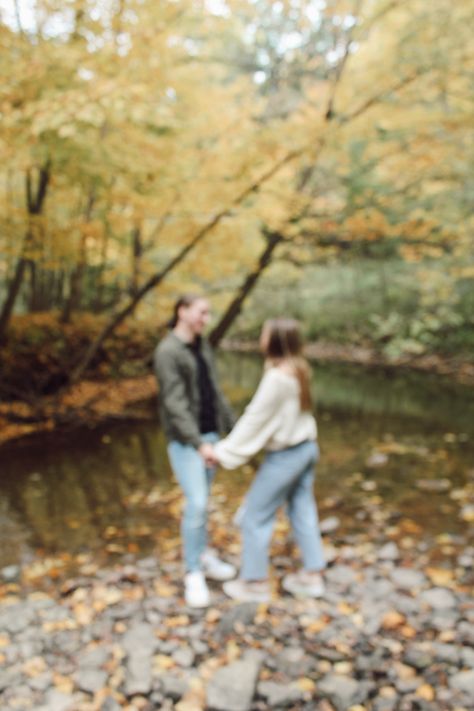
[165,615,190,628]
[154,581,179,597]
[296,677,316,692]
[416,684,435,701]
[382,611,406,630]
[425,568,454,586]
[153,654,175,670]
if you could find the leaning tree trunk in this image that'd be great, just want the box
[209,230,283,348]
[68,149,304,385]
[0,162,51,342]
[61,190,96,324]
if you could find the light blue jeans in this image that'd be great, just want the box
[240,440,325,580]
[168,432,218,572]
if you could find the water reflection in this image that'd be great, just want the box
[0,355,472,569]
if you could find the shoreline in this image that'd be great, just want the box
[1,341,473,449]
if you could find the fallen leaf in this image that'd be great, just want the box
[416,684,435,701]
[382,611,406,630]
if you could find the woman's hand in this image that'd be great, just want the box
[198,443,219,467]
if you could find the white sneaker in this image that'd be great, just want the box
[184,571,210,608]
[223,578,271,603]
[282,571,325,598]
[201,548,236,581]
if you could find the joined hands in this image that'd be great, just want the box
[198,443,219,467]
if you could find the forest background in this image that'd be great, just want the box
[1,0,473,409]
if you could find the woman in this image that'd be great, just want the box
[209,318,326,602]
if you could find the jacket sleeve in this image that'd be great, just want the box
[213,370,283,469]
[154,346,202,449]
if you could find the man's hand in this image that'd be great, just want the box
[198,443,219,467]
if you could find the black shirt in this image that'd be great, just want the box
[188,338,217,434]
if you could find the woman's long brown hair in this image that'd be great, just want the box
[262,318,312,411]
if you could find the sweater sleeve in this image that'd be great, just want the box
[213,369,284,469]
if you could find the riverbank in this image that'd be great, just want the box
[1,513,473,711]
[1,340,473,448]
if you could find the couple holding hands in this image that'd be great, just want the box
[154,294,326,608]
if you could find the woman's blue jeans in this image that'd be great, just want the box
[240,440,325,580]
[168,433,218,573]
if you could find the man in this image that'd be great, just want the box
[154,294,236,607]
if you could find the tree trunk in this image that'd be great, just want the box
[130,223,142,297]
[61,190,95,323]
[0,163,50,341]
[209,230,283,348]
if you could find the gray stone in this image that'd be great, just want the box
[404,646,433,670]
[122,622,155,696]
[172,646,195,668]
[378,543,399,561]
[1,565,20,582]
[456,621,474,645]
[274,646,311,676]
[449,669,474,699]
[432,643,460,665]
[76,668,108,694]
[390,568,426,590]
[38,689,76,711]
[461,646,474,667]
[320,516,340,534]
[372,698,397,711]
[257,680,304,707]
[218,602,259,636]
[430,609,459,631]
[325,565,357,587]
[318,674,365,711]
[206,653,263,711]
[421,587,457,609]
[80,646,110,669]
[28,671,53,692]
[0,603,36,634]
[160,673,191,700]
[100,697,121,711]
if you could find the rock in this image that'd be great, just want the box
[390,568,426,590]
[217,602,259,637]
[421,587,457,609]
[456,621,474,645]
[416,478,451,492]
[172,645,195,668]
[76,669,108,694]
[100,697,121,711]
[449,669,474,698]
[28,671,53,692]
[38,689,77,711]
[320,516,340,534]
[80,646,110,669]
[160,673,191,701]
[460,646,474,667]
[1,565,20,582]
[122,622,155,696]
[403,646,433,670]
[318,674,366,711]
[206,653,264,711]
[257,680,304,707]
[274,646,312,676]
[378,543,399,561]
[366,452,388,467]
[325,565,357,588]
[431,643,460,665]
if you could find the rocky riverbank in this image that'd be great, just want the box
[1,531,473,711]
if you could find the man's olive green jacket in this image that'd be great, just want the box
[153,332,235,448]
